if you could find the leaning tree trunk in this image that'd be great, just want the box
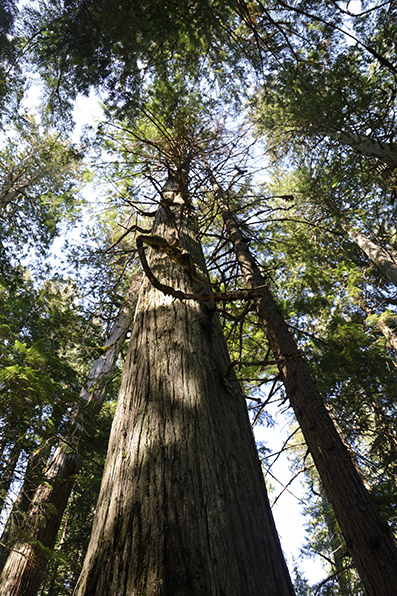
[73,168,295,596]
[211,177,397,596]
[319,129,397,169]
[340,221,397,287]
[0,298,134,596]
[359,297,397,353]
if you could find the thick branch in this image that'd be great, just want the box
[137,234,256,302]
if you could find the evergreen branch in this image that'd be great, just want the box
[272,464,312,507]
[313,565,354,595]
[251,374,282,426]
[276,0,397,74]
[263,467,308,506]
[105,224,151,252]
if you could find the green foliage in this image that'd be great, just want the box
[0,115,85,257]
[298,462,365,595]
[292,563,313,595]
[0,0,17,108]
[0,265,102,466]
[21,0,238,117]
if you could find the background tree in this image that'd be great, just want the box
[233,172,397,592]
[0,115,84,253]
[207,169,397,596]
[0,288,133,596]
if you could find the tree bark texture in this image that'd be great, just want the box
[0,300,134,596]
[74,171,295,596]
[213,180,397,596]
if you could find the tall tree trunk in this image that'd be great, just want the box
[322,197,397,286]
[38,490,74,596]
[0,443,51,572]
[371,316,397,352]
[0,435,9,465]
[73,169,295,596]
[211,176,397,596]
[0,299,134,596]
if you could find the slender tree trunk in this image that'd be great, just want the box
[360,298,397,353]
[38,490,74,596]
[320,129,397,169]
[0,299,134,596]
[211,177,397,596]
[322,196,397,286]
[0,435,9,464]
[372,316,397,352]
[319,488,353,596]
[73,169,295,596]
[340,221,397,287]
[0,440,23,508]
[330,535,352,596]
[371,401,397,455]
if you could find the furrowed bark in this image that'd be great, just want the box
[0,299,134,596]
[74,169,295,596]
[211,176,397,596]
